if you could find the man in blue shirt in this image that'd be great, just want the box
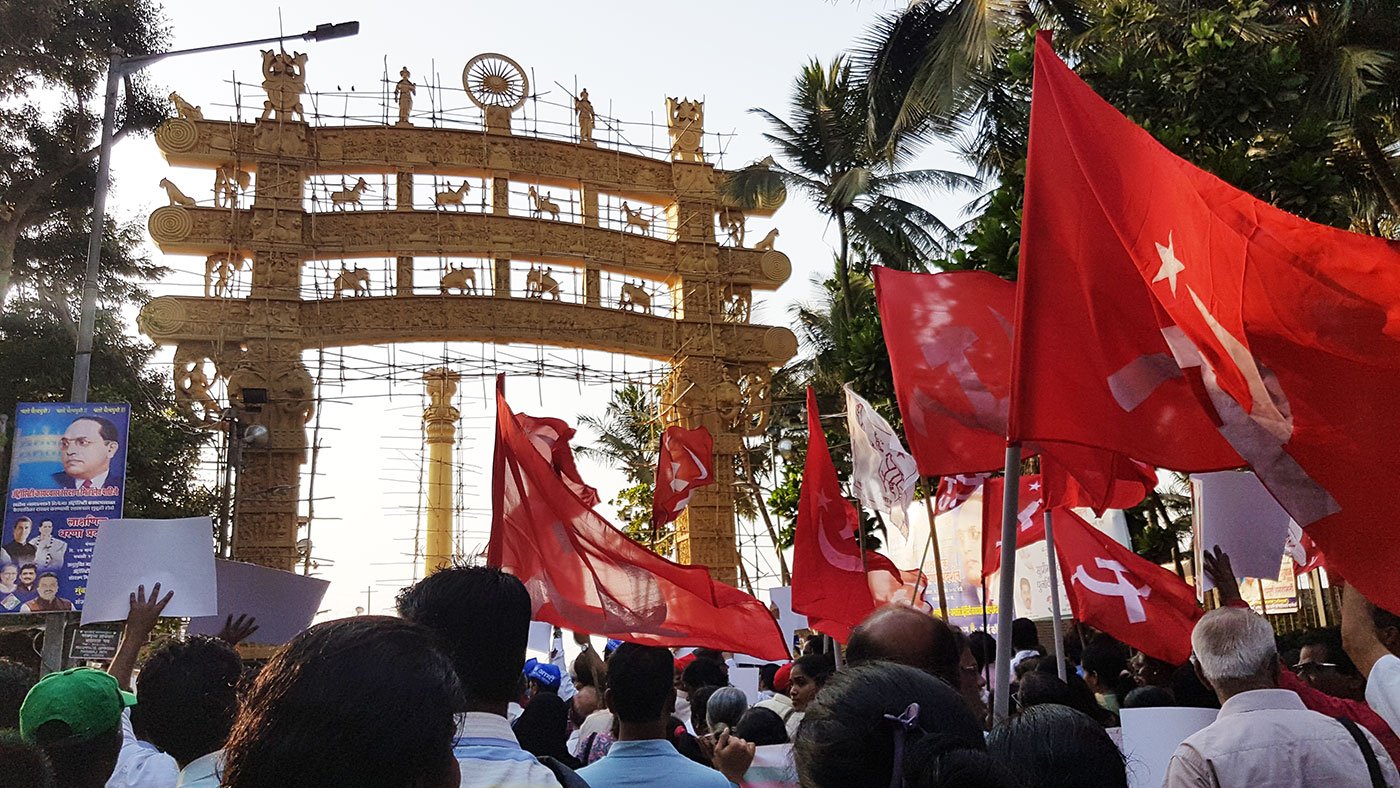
[577,643,735,788]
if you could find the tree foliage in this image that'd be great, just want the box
[0,0,171,306]
[0,299,216,518]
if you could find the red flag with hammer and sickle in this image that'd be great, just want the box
[651,426,715,530]
[875,267,1015,476]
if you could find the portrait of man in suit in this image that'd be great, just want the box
[52,416,123,492]
[1,518,36,566]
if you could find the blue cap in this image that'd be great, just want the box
[605,638,624,652]
[524,658,561,690]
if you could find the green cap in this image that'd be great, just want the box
[19,667,136,741]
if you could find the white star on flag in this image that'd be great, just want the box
[1154,232,1186,296]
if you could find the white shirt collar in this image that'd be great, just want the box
[176,749,223,786]
[456,711,521,744]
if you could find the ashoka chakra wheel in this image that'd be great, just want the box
[462,53,529,111]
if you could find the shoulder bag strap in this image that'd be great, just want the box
[1336,716,1387,788]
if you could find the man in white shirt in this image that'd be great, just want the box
[1164,606,1398,787]
[398,566,584,787]
[1342,583,1400,737]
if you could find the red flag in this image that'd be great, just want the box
[487,379,787,660]
[875,267,1016,476]
[1284,522,1326,574]
[792,388,913,642]
[1053,509,1201,664]
[936,474,988,514]
[1041,448,1155,515]
[1023,32,1400,611]
[1011,45,1241,476]
[980,475,1045,576]
[651,426,716,530]
[516,414,601,509]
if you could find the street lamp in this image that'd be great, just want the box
[69,21,360,403]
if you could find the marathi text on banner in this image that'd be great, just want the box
[2,402,130,614]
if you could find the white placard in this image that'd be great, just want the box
[1191,471,1292,592]
[527,621,554,656]
[1120,707,1218,788]
[187,559,329,645]
[767,586,805,651]
[81,517,217,624]
[730,665,761,704]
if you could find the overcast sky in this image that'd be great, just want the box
[108,0,976,618]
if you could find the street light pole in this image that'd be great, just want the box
[68,21,359,404]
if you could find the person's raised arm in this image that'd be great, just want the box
[107,583,173,691]
[1342,583,1391,679]
[1201,545,1243,607]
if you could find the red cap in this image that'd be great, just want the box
[774,662,793,694]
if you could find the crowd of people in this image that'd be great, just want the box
[0,552,1398,787]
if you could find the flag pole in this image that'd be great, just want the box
[1043,508,1067,681]
[1312,568,1328,627]
[993,443,1023,722]
[916,478,950,619]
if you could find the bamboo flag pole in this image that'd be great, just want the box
[993,443,1024,722]
[916,478,950,619]
[1043,508,1067,682]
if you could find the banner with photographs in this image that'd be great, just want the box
[2,403,130,613]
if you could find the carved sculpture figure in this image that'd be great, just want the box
[169,91,204,121]
[621,201,651,235]
[666,97,705,163]
[259,49,308,122]
[525,266,561,300]
[619,280,651,313]
[435,181,471,209]
[213,163,251,208]
[330,178,369,210]
[722,285,752,323]
[204,253,248,298]
[160,178,197,206]
[395,67,415,126]
[575,88,595,144]
[175,354,222,425]
[718,207,745,247]
[753,227,780,251]
[440,265,477,295]
[332,266,371,298]
[528,186,561,220]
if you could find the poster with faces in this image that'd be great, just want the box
[2,403,130,614]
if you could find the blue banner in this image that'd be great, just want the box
[2,403,130,613]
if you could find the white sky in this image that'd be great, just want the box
[105,0,976,618]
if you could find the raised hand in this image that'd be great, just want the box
[217,613,260,646]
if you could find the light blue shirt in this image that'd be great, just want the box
[577,740,734,788]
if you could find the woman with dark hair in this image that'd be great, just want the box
[514,692,581,770]
[987,704,1128,788]
[733,707,788,745]
[221,617,462,788]
[1029,661,1119,728]
[788,653,835,713]
[794,661,1013,788]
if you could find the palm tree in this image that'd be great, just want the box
[576,383,661,486]
[725,57,976,317]
[853,0,1089,177]
[1288,0,1400,218]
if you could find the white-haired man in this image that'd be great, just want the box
[1165,606,1399,787]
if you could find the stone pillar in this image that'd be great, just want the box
[422,368,461,577]
[663,355,739,584]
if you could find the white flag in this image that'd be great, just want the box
[844,384,920,537]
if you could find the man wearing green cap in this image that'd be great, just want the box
[20,666,131,787]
